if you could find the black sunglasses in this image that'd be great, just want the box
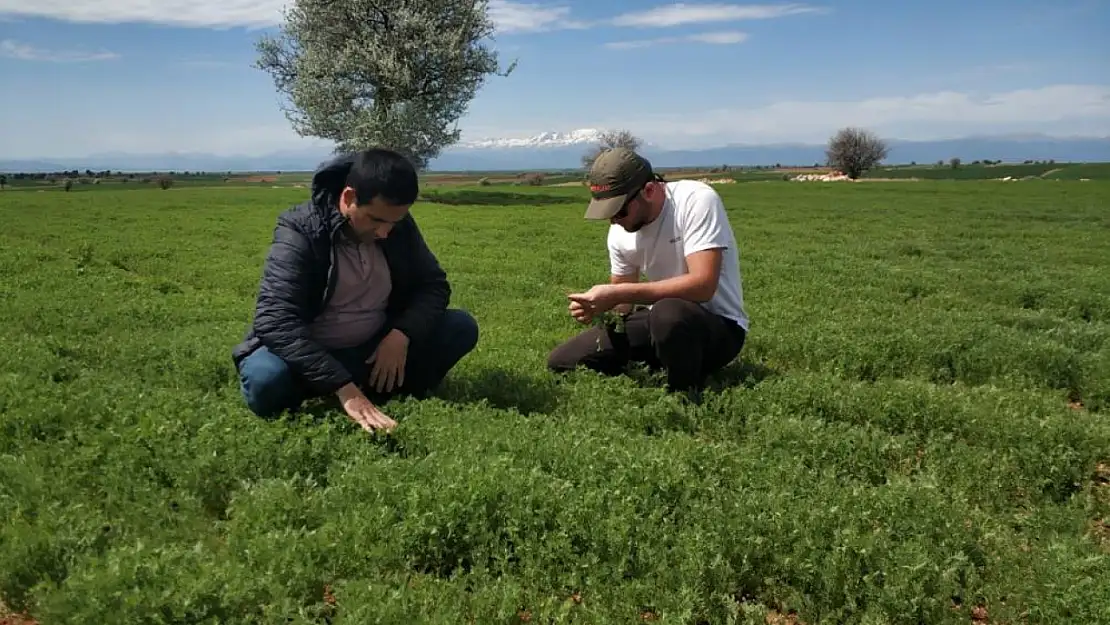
[612,174,665,219]
[612,187,641,220]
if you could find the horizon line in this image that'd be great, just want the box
[3,131,1108,164]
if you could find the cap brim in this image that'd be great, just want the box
[584,194,627,220]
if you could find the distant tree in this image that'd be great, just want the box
[581,130,644,170]
[0,175,6,190]
[824,127,889,179]
[950,157,961,169]
[254,0,516,170]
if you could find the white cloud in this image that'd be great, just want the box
[0,39,118,62]
[487,0,590,33]
[9,119,331,158]
[612,2,823,28]
[0,1,822,33]
[605,30,748,49]
[0,1,286,29]
[0,0,588,33]
[689,31,749,44]
[167,123,334,155]
[6,83,1107,159]
[589,84,1110,147]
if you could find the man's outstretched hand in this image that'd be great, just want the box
[336,383,396,432]
[567,284,621,320]
[568,298,594,324]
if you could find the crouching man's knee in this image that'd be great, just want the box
[237,347,300,417]
[546,328,623,376]
[438,308,480,362]
[546,340,582,373]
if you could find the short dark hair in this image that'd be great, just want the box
[344,148,419,206]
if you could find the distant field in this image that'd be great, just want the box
[1,180,1109,624]
[3,161,1108,195]
[1042,163,1110,180]
[860,162,1110,180]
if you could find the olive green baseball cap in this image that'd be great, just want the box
[584,147,654,220]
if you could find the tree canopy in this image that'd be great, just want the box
[255,0,516,169]
[825,127,889,179]
[582,130,644,170]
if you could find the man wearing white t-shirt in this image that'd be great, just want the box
[547,147,749,393]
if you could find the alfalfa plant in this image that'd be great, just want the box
[594,310,627,352]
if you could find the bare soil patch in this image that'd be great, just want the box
[765,609,805,624]
[0,600,37,625]
[1090,463,1110,551]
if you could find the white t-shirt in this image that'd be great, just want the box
[607,179,749,331]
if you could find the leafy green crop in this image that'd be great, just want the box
[1,180,1108,624]
[592,310,627,352]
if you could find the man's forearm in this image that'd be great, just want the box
[608,274,639,314]
[336,381,367,402]
[611,274,715,305]
[262,333,354,394]
[255,311,353,395]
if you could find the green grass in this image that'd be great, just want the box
[862,162,1110,180]
[1042,163,1110,180]
[2,180,1109,624]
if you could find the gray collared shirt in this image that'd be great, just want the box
[309,230,392,350]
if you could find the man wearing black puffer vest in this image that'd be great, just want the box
[231,148,478,432]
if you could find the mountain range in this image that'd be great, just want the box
[2,132,1107,174]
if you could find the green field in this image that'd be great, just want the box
[2,180,1109,624]
[857,162,1110,181]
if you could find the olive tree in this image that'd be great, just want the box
[582,130,644,170]
[825,127,889,179]
[255,0,516,169]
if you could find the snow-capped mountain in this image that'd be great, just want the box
[3,134,1107,173]
[459,128,604,149]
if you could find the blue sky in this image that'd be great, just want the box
[1,0,1107,158]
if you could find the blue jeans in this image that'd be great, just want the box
[238,309,479,417]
